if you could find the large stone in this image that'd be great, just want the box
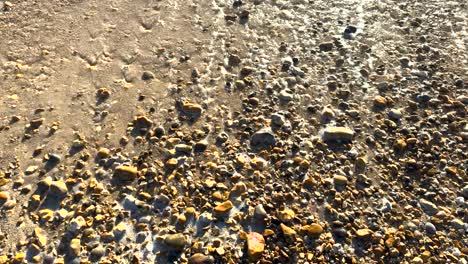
[251,128,276,150]
[322,127,354,141]
[246,232,265,260]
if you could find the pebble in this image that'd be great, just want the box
[90,246,105,259]
[188,253,215,264]
[141,71,155,80]
[355,157,367,171]
[278,89,294,102]
[246,232,265,260]
[302,223,323,237]
[181,102,203,119]
[388,108,403,120]
[271,113,286,126]
[69,238,81,256]
[0,192,9,201]
[322,127,354,141]
[25,165,39,175]
[278,208,295,222]
[450,219,465,230]
[114,166,138,181]
[165,233,187,250]
[47,153,62,164]
[462,185,468,198]
[373,96,387,108]
[319,42,334,52]
[251,127,276,149]
[49,181,68,197]
[425,222,436,235]
[253,204,268,220]
[213,201,233,216]
[355,228,373,239]
[419,199,439,215]
[67,216,86,233]
[333,175,348,186]
[34,227,47,247]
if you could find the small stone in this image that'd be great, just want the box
[254,204,268,220]
[251,127,276,150]
[67,216,86,233]
[213,201,233,215]
[69,238,81,256]
[450,219,465,230]
[419,199,438,216]
[141,71,155,80]
[388,108,403,120]
[280,223,296,238]
[278,209,295,222]
[97,148,110,158]
[333,175,348,186]
[49,181,68,197]
[0,256,8,263]
[228,55,241,67]
[322,127,354,141]
[175,144,192,154]
[14,253,25,262]
[25,165,39,175]
[319,42,334,52]
[188,253,214,264]
[394,139,407,151]
[96,88,110,99]
[246,232,265,260]
[38,209,54,222]
[425,222,436,235]
[134,115,153,129]
[47,153,62,164]
[271,113,286,126]
[355,157,367,171]
[114,166,138,181]
[356,228,373,239]
[373,96,387,108]
[181,102,203,119]
[194,140,208,152]
[113,222,127,240]
[0,192,9,201]
[321,107,335,121]
[278,89,294,102]
[34,227,47,247]
[302,223,323,237]
[29,118,45,129]
[463,186,468,198]
[165,233,187,250]
[90,246,105,259]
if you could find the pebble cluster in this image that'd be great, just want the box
[0,0,467,263]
